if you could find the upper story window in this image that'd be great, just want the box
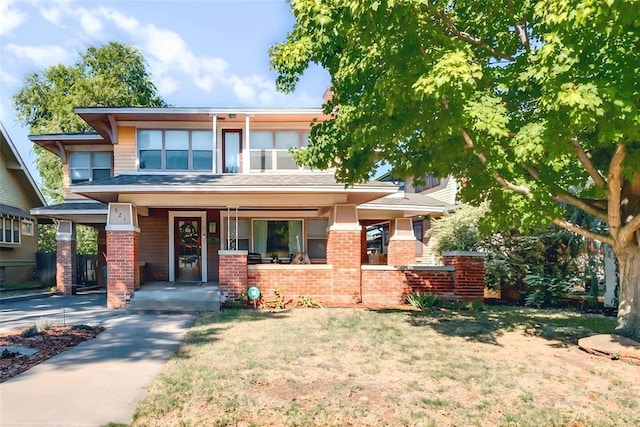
[414,176,441,193]
[249,131,309,172]
[138,129,213,171]
[70,152,112,183]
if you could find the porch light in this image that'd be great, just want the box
[229,114,236,119]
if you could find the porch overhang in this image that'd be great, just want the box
[70,173,398,209]
[357,192,458,220]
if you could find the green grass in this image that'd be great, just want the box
[130,306,638,427]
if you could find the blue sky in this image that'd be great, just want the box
[0,0,330,183]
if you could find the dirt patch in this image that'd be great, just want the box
[0,325,104,382]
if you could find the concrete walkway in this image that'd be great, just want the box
[0,293,194,426]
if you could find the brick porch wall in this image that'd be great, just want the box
[106,230,139,308]
[387,239,416,266]
[218,250,248,299]
[56,239,76,295]
[326,229,362,304]
[443,251,486,302]
[247,265,336,304]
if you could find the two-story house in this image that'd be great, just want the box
[30,106,484,309]
[1,121,47,283]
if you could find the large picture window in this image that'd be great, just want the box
[252,220,304,259]
[70,152,112,183]
[249,131,309,172]
[138,129,213,171]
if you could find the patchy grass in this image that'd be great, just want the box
[0,282,52,298]
[132,306,639,427]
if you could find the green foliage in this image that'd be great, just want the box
[293,295,323,308]
[13,41,166,255]
[406,292,440,311]
[428,204,488,254]
[35,317,52,332]
[523,274,577,308]
[20,325,38,338]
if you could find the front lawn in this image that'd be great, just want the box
[131,306,638,426]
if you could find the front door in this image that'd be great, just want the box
[175,217,202,281]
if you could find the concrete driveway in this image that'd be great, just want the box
[0,292,195,426]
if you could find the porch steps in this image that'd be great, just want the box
[126,282,222,314]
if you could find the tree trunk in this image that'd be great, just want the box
[615,245,640,339]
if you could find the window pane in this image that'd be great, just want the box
[307,220,328,238]
[70,152,89,167]
[302,132,310,146]
[276,151,298,170]
[0,218,4,242]
[192,131,213,150]
[251,131,272,149]
[193,151,213,170]
[140,150,162,169]
[92,168,111,181]
[250,150,272,171]
[92,152,112,168]
[71,168,90,183]
[138,130,162,149]
[6,219,12,242]
[307,239,326,259]
[13,220,20,243]
[275,131,299,149]
[228,219,249,239]
[165,130,189,149]
[166,150,189,169]
[224,132,240,173]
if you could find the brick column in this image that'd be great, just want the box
[387,218,416,266]
[55,221,76,295]
[326,205,362,303]
[106,230,139,308]
[218,250,247,299]
[443,251,486,302]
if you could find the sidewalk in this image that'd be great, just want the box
[0,294,194,426]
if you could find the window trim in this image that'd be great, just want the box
[137,129,214,172]
[21,219,34,236]
[0,216,21,245]
[69,151,113,184]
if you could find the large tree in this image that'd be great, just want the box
[271,0,640,338]
[13,41,166,253]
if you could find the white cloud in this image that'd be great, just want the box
[78,7,104,37]
[5,43,72,68]
[0,0,26,36]
[39,0,74,26]
[0,68,19,87]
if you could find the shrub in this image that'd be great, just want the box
[36,317,52,332]
[21,325,38,338]
[406,292,440,311]
[428,204,488,255]
[523,274,577,308]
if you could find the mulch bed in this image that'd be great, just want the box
[0,325,104,383]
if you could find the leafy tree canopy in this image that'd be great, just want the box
[271,0,640,338]
[13,41,167,203]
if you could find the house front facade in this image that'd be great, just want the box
[30,106,484,308]
[1,121,47,283]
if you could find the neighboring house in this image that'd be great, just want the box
[29,105,483,308]
[0,121,47,283]
[365,172,459,265]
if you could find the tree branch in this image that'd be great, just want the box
[552,218,614,246]
[571,138,606,188]
[607,144,625,241]
[423,4,516,62]
[460,128,532,197]
[620,213,640,245]
[515,23,531,52]
[522,162,608,220]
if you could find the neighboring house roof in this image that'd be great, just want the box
[0,121,46,210]
[30,201,107,223]
[359,192,456,215]
[0,204,34,220]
